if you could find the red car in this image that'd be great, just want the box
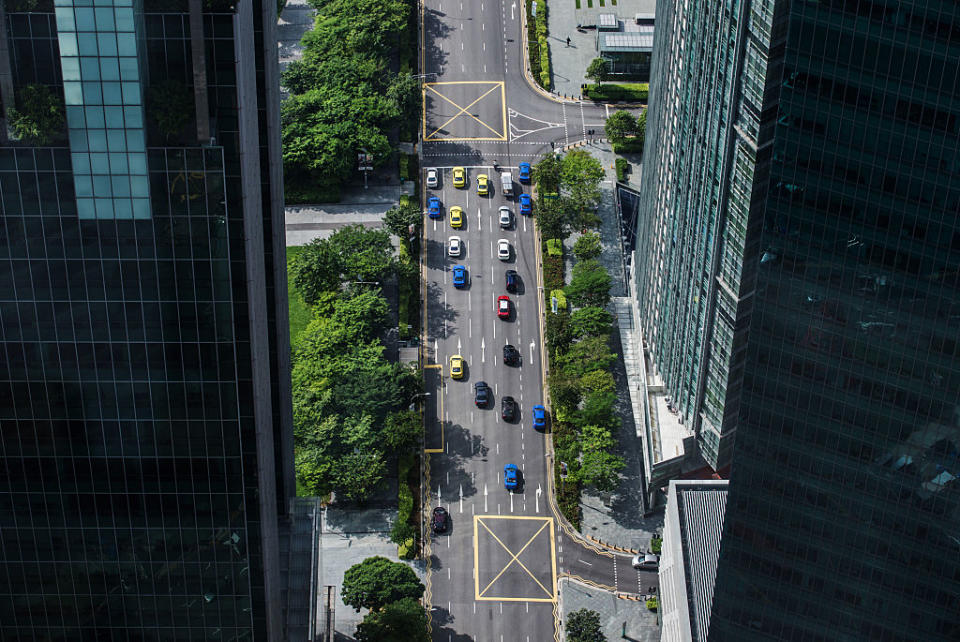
[497,295,511,319]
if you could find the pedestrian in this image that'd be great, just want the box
[566,36,571,47]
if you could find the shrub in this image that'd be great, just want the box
[545,311,572,355]
[546,238,564,256]
[572,232,602,261]
[394,453,417,557]
[646,597,659,611]
[551,289,567,311]
[584,82,649,102]
[651,536,662,554]
[398,537,416,560]
[399,154,410,181]
[542,252,565,291]
[8,84,65,145]
[615,157,629,181]
[613,137,645,154]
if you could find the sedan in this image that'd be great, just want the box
[452,166,466,188]
[426,167,439,188]
[432,506,449,533]
[532,404,546,429]
[518,161,531,183]
[452,265,467,288]
[450,354,464,379]
[503,464,519,490]
[448,236,462,257]
[427,196,441,219]
[498,206,512,229]
[503,344,520,365]
[497,295,511,319]
[497,239,511,260]
[632,553,660,570]
[474,381,490,407]
[449,205,464,229]
[477,173,489,195]
[505,269,519,293]
[518,193,532,215]
[501,396,517,422]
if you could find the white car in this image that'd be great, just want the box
[498,206,512,229]
[632,553,659,570]
[497,239,510,260]
[448,236,463,257]
[426,167,439,188]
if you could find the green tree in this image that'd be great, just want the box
[383,409,421,453]
[389,518,415,547]
[545,310,573,353]
[147,79,193,142]
[579,447,624,491]
[8,84,64,145]
[386,72,422,131]
[383,202,422,240]
[604,109,637,146]
[291,225,396,304]
[585,58,609,88]
[566,260,612,308]
[576,391,617,429]
[355,597,429,642]
[637,108,647,147]
[561,150,605,216]
[532,153,563,194]
[557,336,617,378]
[332,289,390,343]
[342,556,425,612]
[336,449,388,501]
[580,369,616,397]
[535,196,578,240]
[309,0,409,55]
[566,608,606,642]
[548,370,582,415]
[570,306,613,338]
[572,232,603,261]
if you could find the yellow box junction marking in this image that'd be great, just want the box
[423,81,507,141]
[473,515,557,602]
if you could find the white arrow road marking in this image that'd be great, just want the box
[529,341,535,362]
[434,339,439,360]
[511,1,515,19]
[536,484,542,513]
[481,338,485,362]
[438,486,442,502]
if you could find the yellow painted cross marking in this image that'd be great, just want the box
[473,515,557,602]
[422,81,507,141]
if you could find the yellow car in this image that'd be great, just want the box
[449,206,464,228]
[452,166,466,188]
[476,174,489,196]
[450,355,465,379]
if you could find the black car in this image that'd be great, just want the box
[505,270,519,293]
[501,396,517,422]
[474,381,490,407]
[503,344,520,365]
[432,506,449,533]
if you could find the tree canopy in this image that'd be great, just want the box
[290,225,397,304]
[566,608,606,642]
[572,232,603,261]
[566,259,613,308]
[8,84,64,145]
[585,58,610,88]
[603,110,637,146]
[355,597,429,642]
[341,556,425,612]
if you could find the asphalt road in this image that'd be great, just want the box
[419,1,653,640]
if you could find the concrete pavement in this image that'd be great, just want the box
[559,578,661,642]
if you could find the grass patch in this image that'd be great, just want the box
[583,82,649,102]
[286,245,312,349]
[613,137,645,154]
[395,452,419,559]
[546,238,564,256]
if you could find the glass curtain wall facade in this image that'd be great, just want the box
[0,1,294,639]
[637,0,960,639]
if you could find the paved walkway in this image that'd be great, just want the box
[277,0,316,98]
[559,578,660,642]
[546,0,655,99]
[558,142,664,552]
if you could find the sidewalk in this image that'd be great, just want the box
[559,578,660,642]
[546,0,655,100]
[559,141,663,552]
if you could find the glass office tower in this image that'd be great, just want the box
[636,0,960,639]
[0,0,294,639]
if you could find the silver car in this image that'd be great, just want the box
[426,167,439,188]
[448,236,463,257]
[498,206,512,229]
[497,239,510,260]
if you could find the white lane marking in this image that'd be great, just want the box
[510,493,514,513]
[478,209,482,230]
[484,64,487,73]
[490,240,494,258]
[483,42,486,51]
[498,503,501,514]
[448,568,451,579]
[529,341,535,362]
[481,337,485,362]
[447,535,450,547]
[484,484,488,512]
[496,442,500,455]
[461,42,464,50]
[536,484,542,513]
[469,318,472,337]
[459,485,463,513]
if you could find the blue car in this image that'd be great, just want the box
[532,404,546,429]
[452,265,467,288]
[504,464,519,490]
[518,193,532,215]
[427,196,441,219]
[518,162,531,183]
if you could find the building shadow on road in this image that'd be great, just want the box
[428,605,476,642]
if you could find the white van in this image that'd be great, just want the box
[501,172,513,197]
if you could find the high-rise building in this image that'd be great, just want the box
[0,0,294,639]
[634,0,960,639]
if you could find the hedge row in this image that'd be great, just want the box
[526,0,551,90]
[584,82,649,102]
[613,137,644,154]
[615,158,629,182]
[543,251,564,291]
[396,452,416,559]
[553,406,582,529]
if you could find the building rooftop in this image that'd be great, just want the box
[675,481,727,641]
[599,29,654,52]
[597,13,618,28]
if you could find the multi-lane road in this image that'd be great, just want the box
[418,0,655,639]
